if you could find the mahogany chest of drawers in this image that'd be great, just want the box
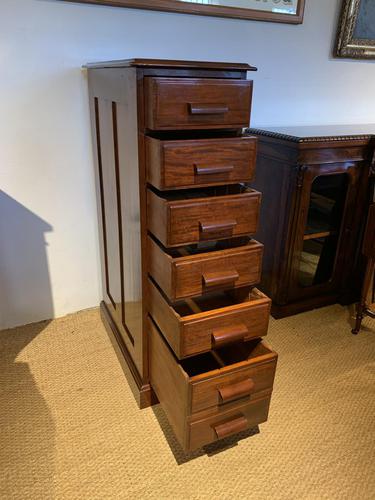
[87,58,277,452]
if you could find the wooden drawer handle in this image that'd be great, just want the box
[200,220,237,234]
[212,323,249,348]
[203,270,239,288]
[214,415,248,440]
[195,165,234,176]
[218,379,255,404]
[189,103,229,115]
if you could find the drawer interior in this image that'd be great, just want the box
[215,341,272,366]
[180,352,220,377]
[147,130,242,141]
[150,184,251,202]
[180,338,273,380]
[172,287,265,318]
[161,236,252,259]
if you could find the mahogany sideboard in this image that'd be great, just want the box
[247,125,375,318]
[86,58,278,452]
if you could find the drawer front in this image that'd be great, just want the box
[148,278,271,359]
[174,244,263,300]
[190,355,277,414]
[147,189,262,248]
[149,236,264,301]
[188,395,271,451]
[146,136,257,190]
[168,192,261,247]
[182,295,271,358]
[144,77,252,130]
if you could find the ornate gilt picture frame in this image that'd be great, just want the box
[336,0,375,59]
[62,0,305,24]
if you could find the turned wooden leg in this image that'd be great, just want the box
[352,303,364,335]
[352,258,375,335]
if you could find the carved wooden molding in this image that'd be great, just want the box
[370,146,375,177]
[246,128,374,144]
[335,0,375,59]
[61,0,305,24]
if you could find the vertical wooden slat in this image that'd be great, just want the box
[112,101,134,345]
[94,97,112,306]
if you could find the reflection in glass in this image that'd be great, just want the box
[298,174,348,287]
[178,0,298,15]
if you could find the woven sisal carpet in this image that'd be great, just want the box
[1,305,374,499]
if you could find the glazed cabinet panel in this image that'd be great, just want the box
[288,162,362,303]
[247,127,373,318]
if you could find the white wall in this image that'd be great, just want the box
[1,0,374,329]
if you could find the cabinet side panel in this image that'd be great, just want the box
[96,98,123,316]
[250,147,297,302]
[88,68,144,378]
[116,79,143,373]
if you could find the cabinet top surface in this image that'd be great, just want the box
[247,124,375,142]
[85,58,257,71]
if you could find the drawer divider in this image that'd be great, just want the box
[210,350,225,368]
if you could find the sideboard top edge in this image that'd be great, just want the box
[84,58,257,71]
[246,127,375,144]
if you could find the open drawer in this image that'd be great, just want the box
[148,236,264,302]
[149,319,277,451]
[147,185,261,247]
[149,279,271,358]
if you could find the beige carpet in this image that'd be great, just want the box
[1,305,374,500]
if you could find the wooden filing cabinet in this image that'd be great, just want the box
[87,58,277,452]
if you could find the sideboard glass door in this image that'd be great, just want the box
[298,173,349,287]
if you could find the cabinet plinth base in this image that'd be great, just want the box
[271,294,341,319]
[100,302,157,409]
[272,291,359,318]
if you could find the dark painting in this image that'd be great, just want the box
[336,0,375,58]
[353,0,375,40]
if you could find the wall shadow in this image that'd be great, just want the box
[0,190,54,329]
[0,191,55,497]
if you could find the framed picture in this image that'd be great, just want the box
[62,0,305,24]
[336,0,375,59]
